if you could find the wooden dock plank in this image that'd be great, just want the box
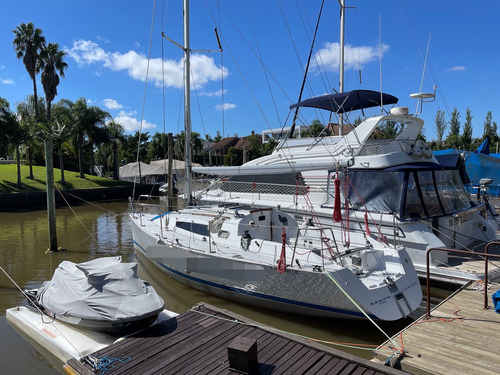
[122,317,238,374]
[155,323,253,375]
[288,351,326,374]
[269,345,319,375]
[71,303,406,375]
[374,281,500,375]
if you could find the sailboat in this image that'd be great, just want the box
[129,0,422,321]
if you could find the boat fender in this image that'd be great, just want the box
[241,230,251,250]
[400,141,412,154]
[411,140,422,158]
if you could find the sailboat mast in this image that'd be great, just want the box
[338,0,345,136]
[183,0,192,205]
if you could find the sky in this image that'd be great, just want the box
[1,0,499,143]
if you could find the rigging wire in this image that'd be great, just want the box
[133,0,157,198]
[395,0,451,119]
[246,0,282,127]
[289,0,325,139]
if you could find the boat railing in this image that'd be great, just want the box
[425,241,500,318]
[194,179,327,205]
[131,195,168,229]
[291,226,342,269]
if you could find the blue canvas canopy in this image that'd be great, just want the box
[289,89,399,113]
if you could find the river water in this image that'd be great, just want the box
[0,201,442,373]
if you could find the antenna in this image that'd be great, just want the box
[410,33,436,116]
[379,14,383,114]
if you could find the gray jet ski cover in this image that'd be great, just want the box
[37,256,165,322]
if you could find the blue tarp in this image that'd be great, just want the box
[492,290,500,313]
[434,147,500,196]
[474,138,490,155]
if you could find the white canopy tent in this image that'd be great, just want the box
[119,160,201,183]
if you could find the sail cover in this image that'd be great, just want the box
[290,89,398,113]
[37,256,164,322]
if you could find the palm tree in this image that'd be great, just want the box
[105,121,125,180]
[71,98,110,178]
[148,132,168,161]
[16,95,46,179]
[12,22,46,119]
[39,42,68,123]
[51,100,75,184]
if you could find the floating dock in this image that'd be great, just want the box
[373,281,500,375]
[65,303,405,375]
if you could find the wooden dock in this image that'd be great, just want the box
[373,281,500,375]
[65,303,405,375]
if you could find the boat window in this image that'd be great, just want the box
[369,120,407,140]
[175,221,210,236]
[218,230,229,238]
[403,170,471,220]
[416,170,443,217]
[340,171,403,214]
[433,170,470,214]
[403,172,426,219]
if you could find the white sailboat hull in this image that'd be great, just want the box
[130,212,421,321]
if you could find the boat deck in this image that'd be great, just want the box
[373,281,500,375]
[66,303,405,375]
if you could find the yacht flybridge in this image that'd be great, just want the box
[193,89,500,286]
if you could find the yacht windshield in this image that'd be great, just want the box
[327,168,472,220]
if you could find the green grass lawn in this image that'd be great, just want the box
[0,164,132,194]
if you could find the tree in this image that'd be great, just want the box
[449,108,461,137]
[435,110,447,149]
[105,121,124,180]
[12,22,45,119]
[51,100,76,183]
[224,146,242,166]
[483,111,494,143]
[0,98,10,157]
[461,108,473,150]
[0,99,24,187]
[16,96,46,179]
[39,42,68,123]
[71,98,110,178]
[148,132,168,161]
[174,131,185,160]
[301,119,325,138]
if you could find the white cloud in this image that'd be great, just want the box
[103,98,123,110]
[201,89,227,97]
[447,65,466,72]
[66,39,227,88]
[96,35,110,44]
[312,42,389,72]
[114,110,156,132]
[66,40,111,66]
[1,78,14,85]
[215,103,236,111]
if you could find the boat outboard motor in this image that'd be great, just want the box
[479,178,498,217]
